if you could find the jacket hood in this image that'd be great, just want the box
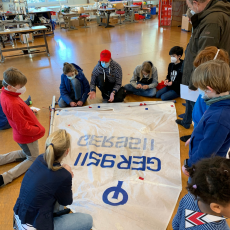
[192,0,230,23]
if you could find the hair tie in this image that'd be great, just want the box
[213,49,220,60]
[49,143,54,148]
[192,184,197,189]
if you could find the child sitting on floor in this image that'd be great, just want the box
[156,46,183,101]
[173,156,230,230]
[124,61,158,97]
[58,62,90,108]
[0,80,32,130]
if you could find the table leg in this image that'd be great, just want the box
[0,45,4,63]
[131,9,138,23]
[105,12,114,28]
[42,30,50,57]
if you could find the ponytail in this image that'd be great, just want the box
[44,129,71,171]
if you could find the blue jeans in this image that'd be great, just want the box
[54,212,93,230]
[124,83,156,97]
[156,87,179,101]
[58,78,82,108]
[0,121,11,130]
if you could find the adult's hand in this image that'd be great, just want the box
[108,92,114,102]
[182,165,190,177]
[62,164,74,178]
[142,85,149,90]
[136,84,142,89]
[88,91,96,100]
[77,101,83,107]
[70,102,77,107]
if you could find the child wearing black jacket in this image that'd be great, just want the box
[156,46,183,101]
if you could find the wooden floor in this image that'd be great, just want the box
[0,19,228,229]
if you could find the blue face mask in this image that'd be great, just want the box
[101,62,110,68]
[67,75,75,80]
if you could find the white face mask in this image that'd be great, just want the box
[171,57,178,63]
[190,10,196,15]
[143,74,149,78]
[3,79,26,94]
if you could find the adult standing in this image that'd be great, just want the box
[176,0,230,129]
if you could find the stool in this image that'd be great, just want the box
[79,15,90,28]
[116,10,125,25]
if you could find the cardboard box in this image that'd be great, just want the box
[181,14,192,32]
[71,19,79,27]
[102,18,118,24]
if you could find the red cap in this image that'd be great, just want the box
[100,50,111,62]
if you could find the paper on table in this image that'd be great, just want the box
[180,84,199,102]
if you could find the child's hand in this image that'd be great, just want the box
[88,91,96,100]
[77,101,83,107]
[62,164,74,178]
[142,85,149,90]
[70,102,77,107]
[164,80,169,85]
[167,82,172,86]
[185,138,191,147]
[136,84,142,89]
[182,165,190,177]
[31,109,38,114]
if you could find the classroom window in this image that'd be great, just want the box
[28,0,67,5]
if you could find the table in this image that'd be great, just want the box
[98,8,116,28]
[61,12,79,30]
[124,5,140,23]
[0,26,50,62]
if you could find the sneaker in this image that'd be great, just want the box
[175,119,190,129]
[178,113,185,119]
[24,95,32,106]
[180,135,191,142]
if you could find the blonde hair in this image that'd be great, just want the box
[139,62,152,81]
[194,47,229,68]
[192,60,230,94]
[63,62,78,75]
[44,129,71,171]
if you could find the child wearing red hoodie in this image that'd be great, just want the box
[0,68,45,187]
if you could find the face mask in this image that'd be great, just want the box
[101,62,110,68]
[198,88,210,100]
[171,57,177,63]
[3,79,26,94]
[190,10,196,15]
[67,75,75,80]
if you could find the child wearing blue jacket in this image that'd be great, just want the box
[182,60,230,174]
[58,63,90,108]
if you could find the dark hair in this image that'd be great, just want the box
[3,67,27,87]
[63,62,78,75]
[169,46,183,56]
[0,80,3,88]
[187,156,230,206]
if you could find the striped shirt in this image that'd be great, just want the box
[90,59,122,93]
[172,193,230,230]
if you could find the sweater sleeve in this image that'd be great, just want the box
[90,65,98,92]
[148,69,158,89]
[10,104,41,136]
[55,174,73,206]
[130,66,140,88]
[60,75,72,105]
[79,72,90,103]
[188,122,229,167]
[166,64,171,81]
[189,23,221,90]
[112,65,122,93]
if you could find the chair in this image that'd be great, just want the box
[78,7,90,28]
[115,3,125,25]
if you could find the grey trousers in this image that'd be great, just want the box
[0,140,39,185]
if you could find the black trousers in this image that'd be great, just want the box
[96,74,126,102]
[182,100,195,126]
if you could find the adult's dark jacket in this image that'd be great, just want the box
[182,0,230,90]
[14,154,72,230]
